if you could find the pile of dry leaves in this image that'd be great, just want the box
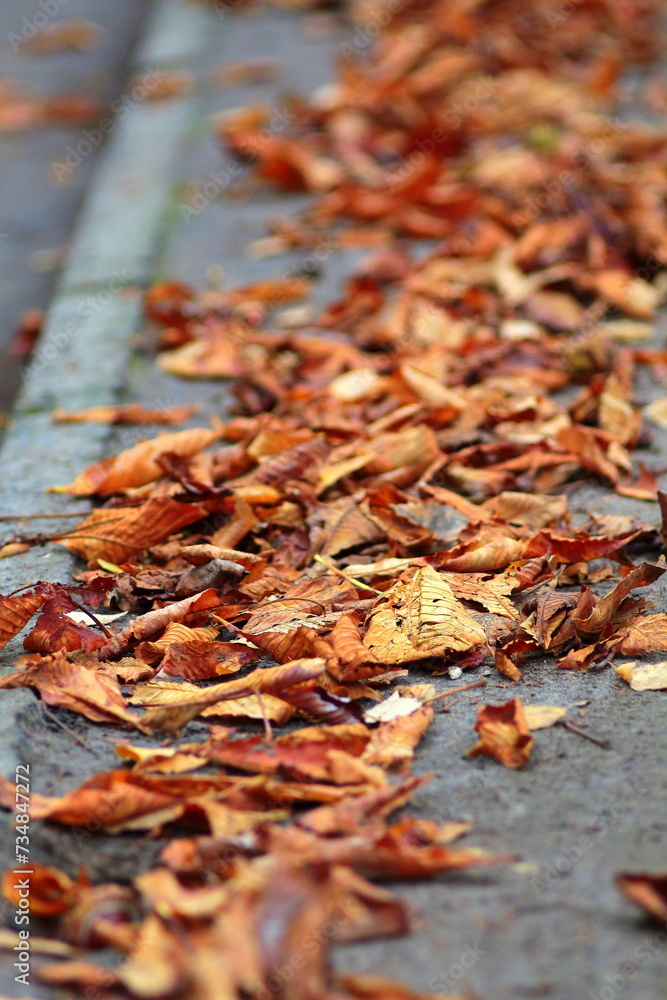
[1,0,667,996]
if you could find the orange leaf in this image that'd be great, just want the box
[616,872,667,923]
[51,426,221,495]
[59,497,209,566]
[0,588,49,651]
[0,651,139,726]
[467,698,533,769]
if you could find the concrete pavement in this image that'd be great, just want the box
[0,0,149,414]
[0,2,664,998]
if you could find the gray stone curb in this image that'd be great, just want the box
[0,0,219,769]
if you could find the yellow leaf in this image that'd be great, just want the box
[614,661,667,691]
[97,558,124,574]
[364,566,487,664]
[644,398,667,428]
[523,705,567,730]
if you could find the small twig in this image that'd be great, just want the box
[417,453,448,486]
[66,596,113,638]
[435,698,457,713]
[0,511,90,521]
[559,719,610,750]
[256,693,273,742]
[313,553,382,594]
[40,704,89,749]
[425,678,487,702]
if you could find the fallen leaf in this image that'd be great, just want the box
[53,404,200,425]
[98,589,222,659]
[364,566,487,664]
[58,495,210,566]
[0,587,49,650]
[51,426,222,495]
[364,691,423,723]
[23,19,103,54]
[614,661,667,691]
[616,873,667,923]
[523,705,568,730]
[610,613,667,655]
[0,651,139,726]
[2,864,85,917]
[467,698,534,769]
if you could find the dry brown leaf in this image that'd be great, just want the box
[0,651,139,726]
[23,19,103,54]
[576,561,666,641]
[616,873,667,923]
[298,776,432,836]
[133,659,326,733]
[51,426,221,495]
[266,818,507,879]
[0,770,282,834]
[327,613,387,681]
[52,404,200,425]
[2,864,85,917]
[364,566,487,664]
[467,698,534,769]
[0,588,49,650]
[98,590,222,659]
[362,705,434,773]
[610,612,667,655]
[116,743,208,774]
[58,496,209,566]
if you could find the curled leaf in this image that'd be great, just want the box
[467,698,533,769]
